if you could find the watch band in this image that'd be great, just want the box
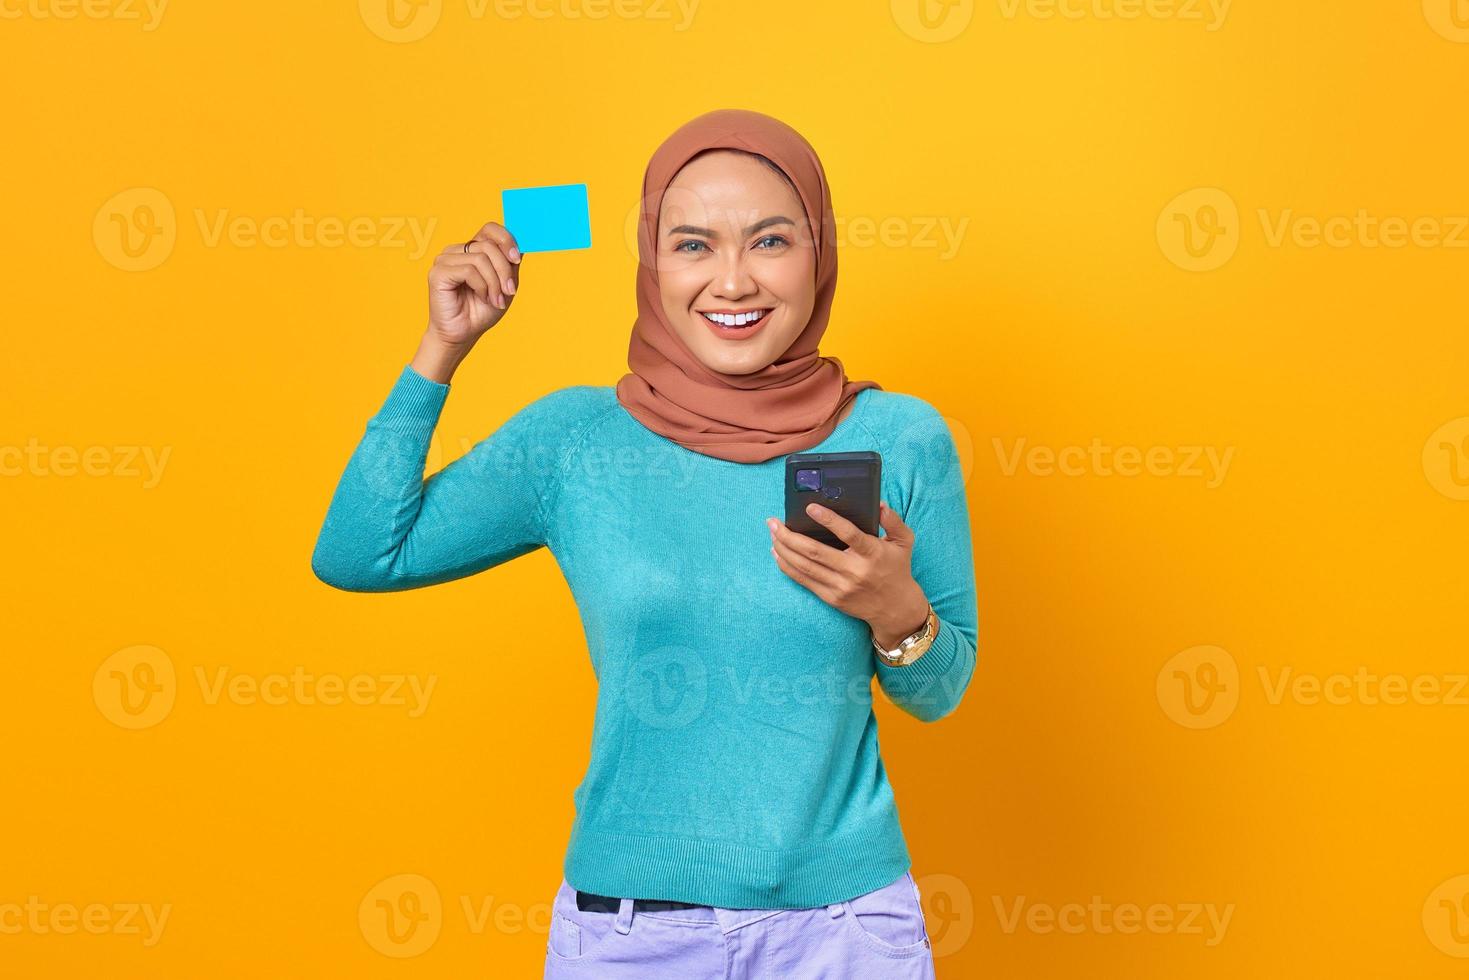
[872,604,938,667]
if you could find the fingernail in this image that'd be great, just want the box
[505,279,516,295]
[766,518,777,533]
[507,246,522,263]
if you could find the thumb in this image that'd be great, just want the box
[878,500,914,545]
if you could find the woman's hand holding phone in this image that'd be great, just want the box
[412,221,523,383]
[767,501,932,650]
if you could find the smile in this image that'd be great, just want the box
[697,308,773,340]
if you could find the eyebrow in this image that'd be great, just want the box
[665,215,795,238]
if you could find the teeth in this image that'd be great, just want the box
[702,310,768,327]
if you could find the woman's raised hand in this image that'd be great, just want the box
[413,221,522,383]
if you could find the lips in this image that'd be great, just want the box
[697,307,773,340]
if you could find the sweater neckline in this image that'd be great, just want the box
[615,385,875,466]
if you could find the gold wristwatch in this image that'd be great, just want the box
[871,604,939,667]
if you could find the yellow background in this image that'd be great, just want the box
[4,0,1468,976]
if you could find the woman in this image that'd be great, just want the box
[312,108,978,979]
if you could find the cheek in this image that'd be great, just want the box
[656,267,701,310]
[764,253,816,307]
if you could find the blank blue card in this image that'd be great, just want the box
[501,183,591,253]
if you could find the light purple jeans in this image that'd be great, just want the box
[543,869,936,979]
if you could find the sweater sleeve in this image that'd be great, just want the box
[310,364,594,592]
[873,402,980,722]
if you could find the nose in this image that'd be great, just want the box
[709,250,757,299]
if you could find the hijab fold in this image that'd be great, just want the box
[614,109,881,464]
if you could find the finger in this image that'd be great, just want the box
[803,502,875,556]
[455,264,494,305]
[430,257,488,302]
[877,500,914,545]
[770,540,842,601]
[465,240,517,297]
[472,221,522,264]
[441,253,506,307]
[770,518,851,573]
[769,525,852,587]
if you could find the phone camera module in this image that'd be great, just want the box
[795,468,821,492]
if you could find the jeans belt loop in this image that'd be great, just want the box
[614,897,635,934]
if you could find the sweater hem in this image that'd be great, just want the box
[563,820,913,910]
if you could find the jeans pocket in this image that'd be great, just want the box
[546,879,615,965]
[843,871,930,956]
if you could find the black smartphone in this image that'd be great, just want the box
[784,451,882,551]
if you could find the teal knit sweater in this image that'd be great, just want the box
[312,365,979,909]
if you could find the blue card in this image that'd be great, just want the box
[501,183,591,253]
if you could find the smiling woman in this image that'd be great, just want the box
[655,149,815,359]
[311,108,977,980]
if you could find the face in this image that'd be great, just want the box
[655,150,817,375]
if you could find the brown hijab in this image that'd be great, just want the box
[614,109,882,464]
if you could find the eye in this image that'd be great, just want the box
[753,234,789,249]
[673,239,710,254]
